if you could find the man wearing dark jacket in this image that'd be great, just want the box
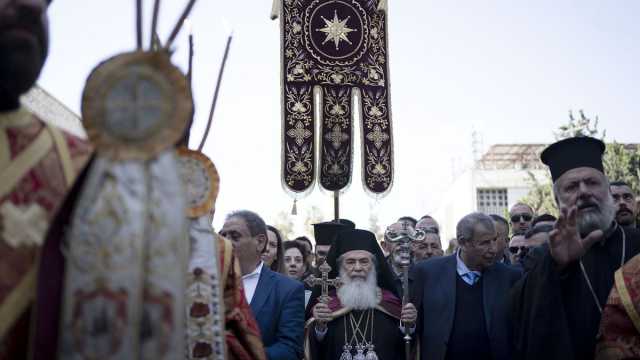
[411,212,522,360]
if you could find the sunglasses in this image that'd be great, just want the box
[510,214,533,223]
[509,246,529,255]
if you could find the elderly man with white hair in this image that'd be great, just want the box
[305,229,417,360]
[511,137,640,360]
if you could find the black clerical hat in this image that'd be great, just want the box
[540,136,605,182]
[313,221,354,246]
[336,218,356,228]
[324,229,399,298]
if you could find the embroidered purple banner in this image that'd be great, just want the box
[281,0,393,196]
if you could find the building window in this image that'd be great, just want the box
[477,188,508,215]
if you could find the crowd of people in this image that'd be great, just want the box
[211,163,640,360]
[3,1,640,360]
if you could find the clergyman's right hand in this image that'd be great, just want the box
[313,302,332,324]
[549,205,603,269]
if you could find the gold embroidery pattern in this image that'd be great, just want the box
[320,87,352,190]
[186,267,225,360]
[281,0,393,196]
[0,203,48,248]
[283,86,315,191]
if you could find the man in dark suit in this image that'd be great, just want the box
[220,210,304,360]
[411,212,522,360]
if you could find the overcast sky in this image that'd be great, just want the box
[40,0,640,237]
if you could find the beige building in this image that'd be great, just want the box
[434,144,548,242]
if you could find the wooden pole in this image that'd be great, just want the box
[136,0,143,50]
[198,33,233,151]
[150,0,161,49]
[333,191,339,221]
[186,20,194,85]
[165,0,198,49]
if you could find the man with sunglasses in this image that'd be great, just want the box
[508,234,528,265]
[509,203,535,235]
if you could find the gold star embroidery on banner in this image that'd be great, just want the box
[317,10,357,50]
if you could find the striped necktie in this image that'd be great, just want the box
[463,272,480,285]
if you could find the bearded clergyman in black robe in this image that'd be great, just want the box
[510,136,640,360]
[305,229,417,360]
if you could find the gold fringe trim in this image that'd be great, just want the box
[0,128,53,198]
[0,266,37,338]
[615,268,640,334]
[48,125,76,187]
[0,129,9,170]
[0,107,34,128]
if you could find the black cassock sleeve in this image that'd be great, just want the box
[509,245,575,360]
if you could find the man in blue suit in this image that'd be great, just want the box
[220,210,304,360]
[411,212,522,360]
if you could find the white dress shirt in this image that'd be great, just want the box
[456,249,482,285]
[242,261,264,304]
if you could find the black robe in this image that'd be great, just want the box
[510,225,640,360]
[307,308,407,360]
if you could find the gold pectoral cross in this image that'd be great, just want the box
[305,260,341,304]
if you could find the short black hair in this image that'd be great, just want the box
[610,181,632,188]
[524,224,554,239]
[532,214,557,227]
[283,240,309,262]
[420,214,434,220]
[398,216,418,227]
[294,236,313,252]
[489,214,509,228]
[226,210,267,238]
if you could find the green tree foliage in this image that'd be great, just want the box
[522,171,558,216]
[523,110,640,215]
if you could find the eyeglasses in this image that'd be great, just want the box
[509,246,529,255]
[343,258,372,269]
[510,214,533,223]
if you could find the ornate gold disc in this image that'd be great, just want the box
[82,51,193,160]
[177,147,220,218]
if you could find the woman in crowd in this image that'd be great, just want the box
[263,225,285,274]
[282,241,309,281]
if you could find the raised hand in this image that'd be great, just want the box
[548,206,603,269]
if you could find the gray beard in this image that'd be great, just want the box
[576,197,616,237]
[337,267,378,310]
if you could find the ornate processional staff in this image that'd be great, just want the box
[385,224,425,360]
[273,0,395,214]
